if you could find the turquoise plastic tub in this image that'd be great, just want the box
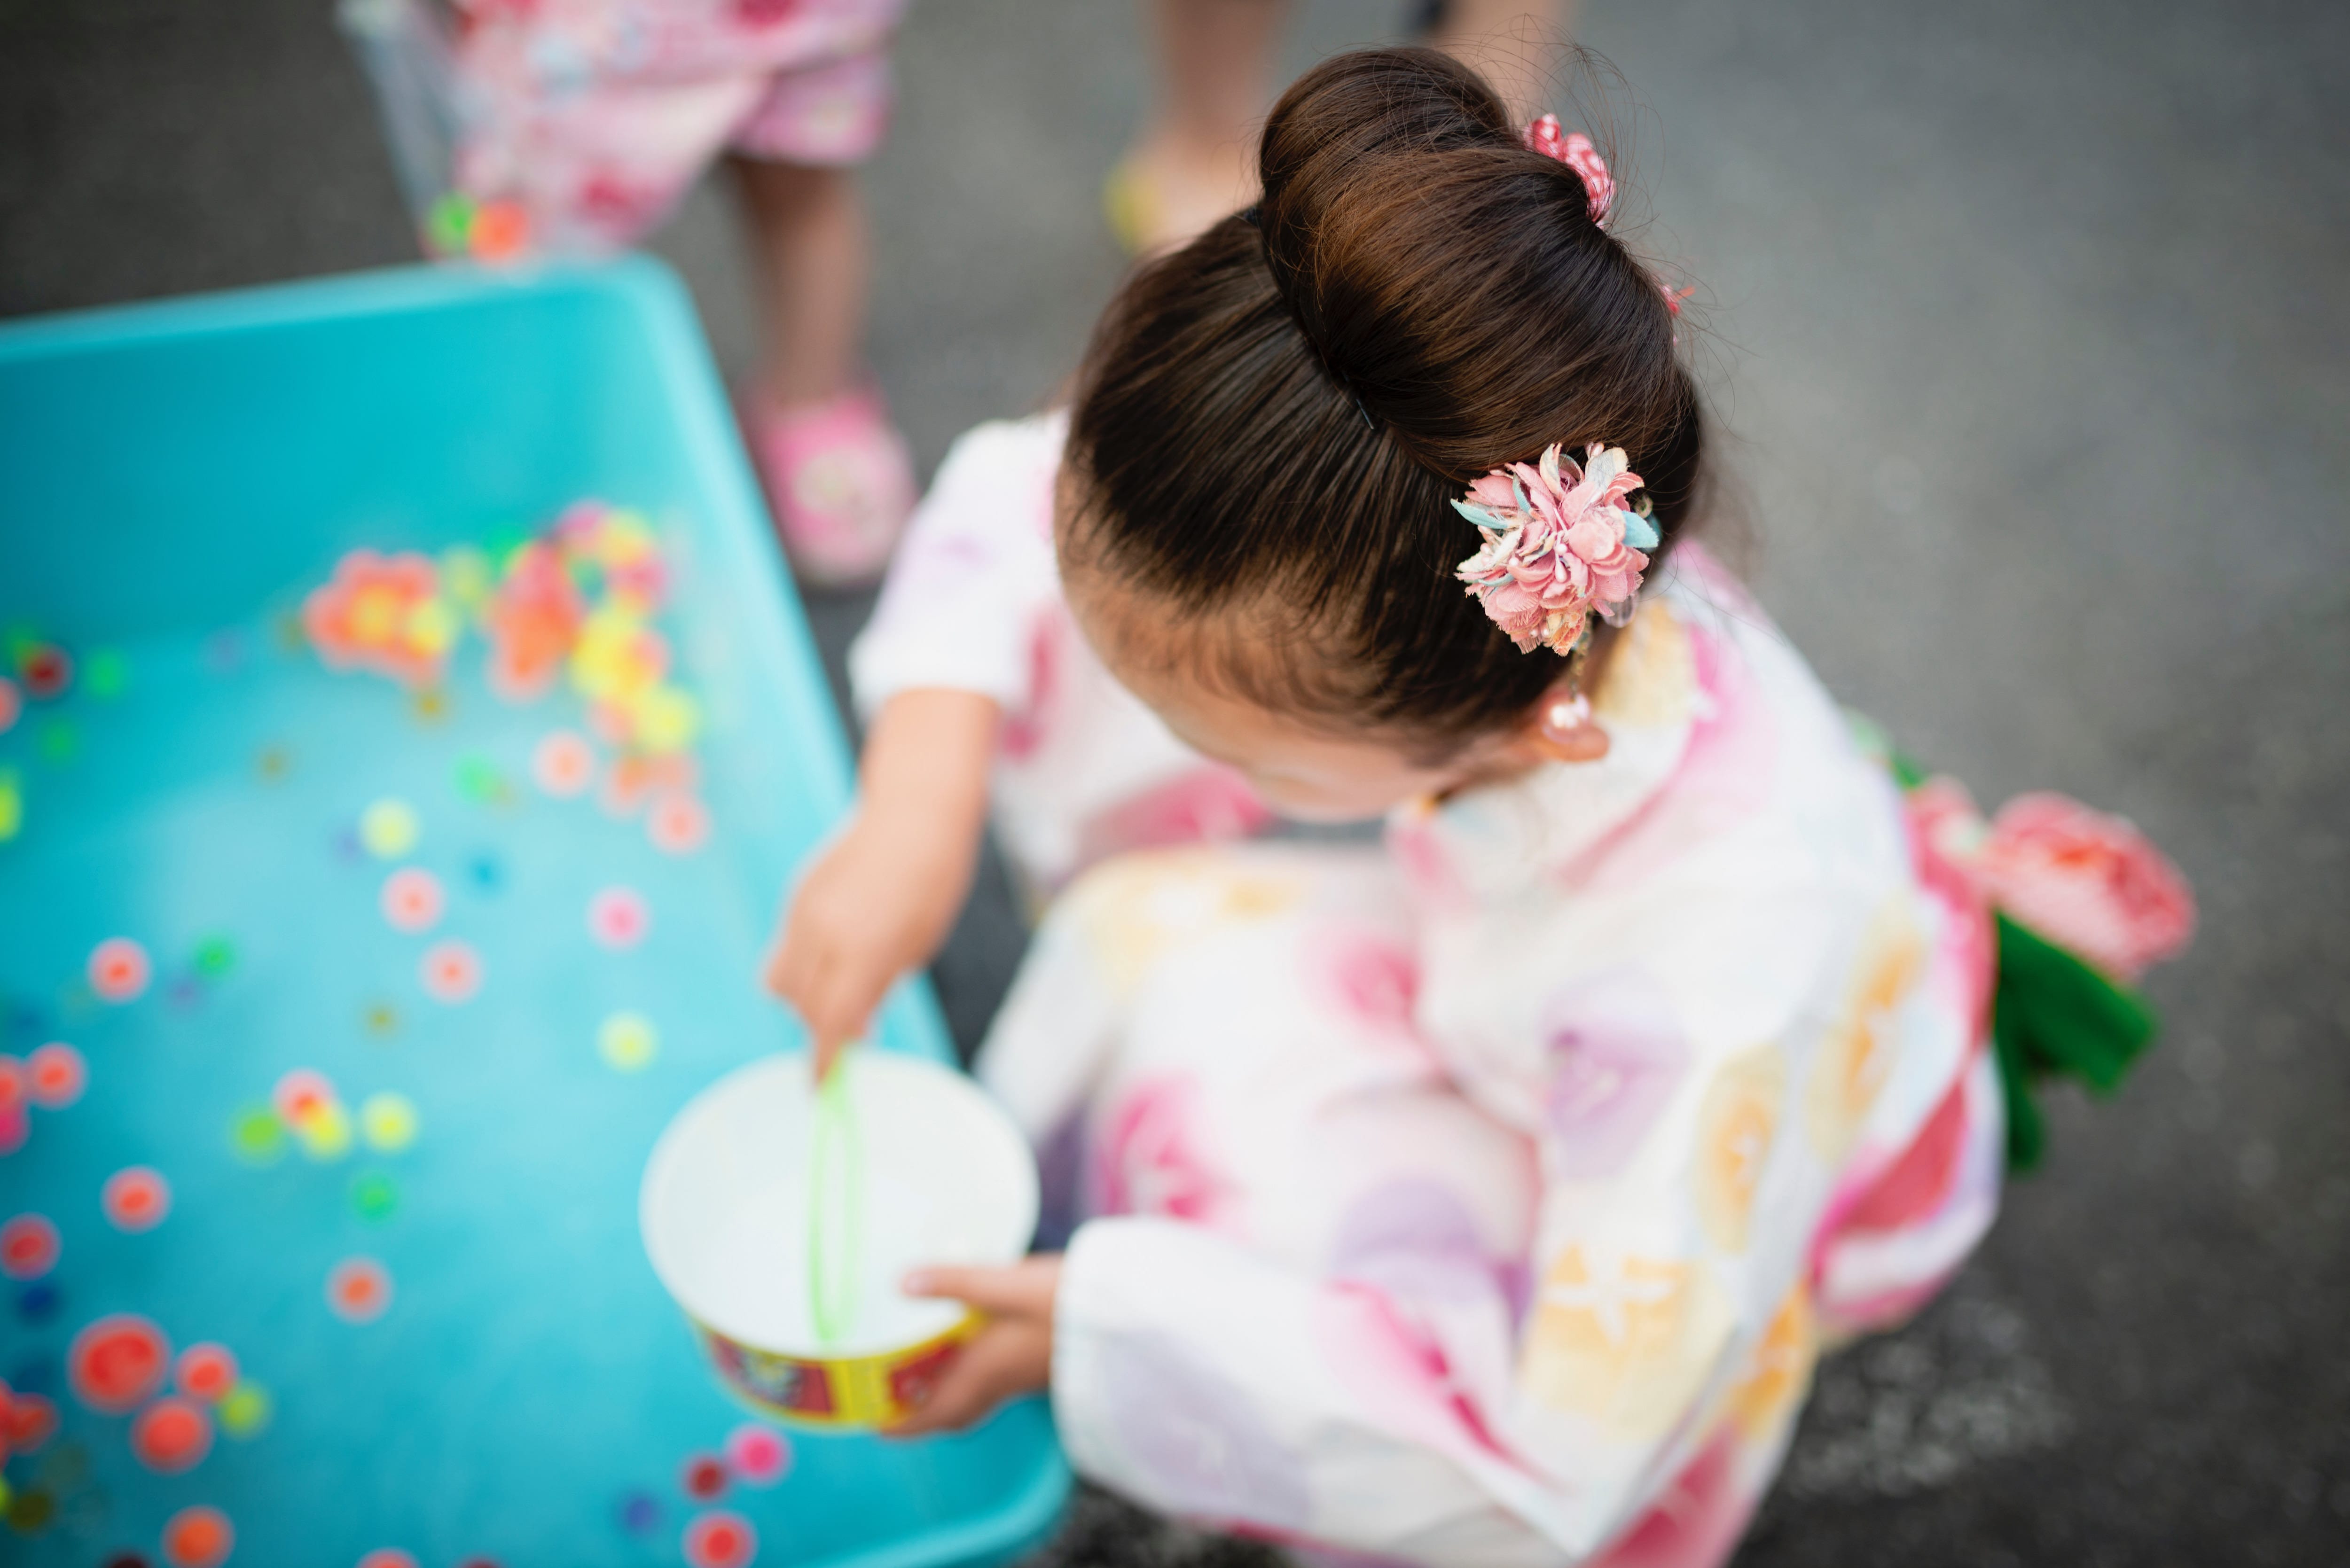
[0,261,1068,1565]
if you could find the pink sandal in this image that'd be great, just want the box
[739,383,917,589]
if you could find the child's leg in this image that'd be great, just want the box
[726,48,916,586]
[1109,0,1287,254]
[729,158,870,409]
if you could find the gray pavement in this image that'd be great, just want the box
[3,0,2345,1562]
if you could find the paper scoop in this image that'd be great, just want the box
[640,1050,1038,1428]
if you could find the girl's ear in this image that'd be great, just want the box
[1514,685,1612,765]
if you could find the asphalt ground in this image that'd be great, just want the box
[3,2,2344,1562]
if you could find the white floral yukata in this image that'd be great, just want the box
[850,414,2005,1568]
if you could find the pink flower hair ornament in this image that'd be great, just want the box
[1523,113,1614,226]
[1453,443,1660,656]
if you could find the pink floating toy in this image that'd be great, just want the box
[327,1256,394,1323]
[532,729,596,797]
[26,1042,86,1109]
[89,936,152,1003]
[380,866,446,933]
[588,887,650,949]
[647,793,711,855]
[723,1423,791,1487]
[420,940,484,1003]
[103,1165,172,1232]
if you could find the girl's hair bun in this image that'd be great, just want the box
[1254,48,1682,480]
[1067,47,1706,751]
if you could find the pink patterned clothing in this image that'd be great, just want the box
[850,413,1274,898]
[447,0,903,251]
[852,414,2003,1564]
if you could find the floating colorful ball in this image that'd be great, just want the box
[0,1213,59,1279]
[69,1312,170,1412]
[588,886,650,949]
[88,937,152,1003]
[161,1503,234,1568]
[176,1342,239,1402]
[1,1388,57,1452]
[231,1106,286,1165]
[274,1068,337,1126]
[682,1452,728,1501]
[351,1171,400,1223]
[683,1509,758,1568]
[380,867,445,933]
[598,1012,658,1072]
[533,730,596,797]
[360,1092,420,1152]
[420,939,484,1003]
[647,792,711,854]
[359,798,422,859]
[219,1380,273,1439]
[132,1396,214,1474]
[327,1256,393,1324]
[26,1042,86,1108]
[102,1166,172,1232]
[19,643,72,701]
[724,1423,791,1487]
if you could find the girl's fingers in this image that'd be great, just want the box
[901,1259,1058,1318]
[886,1325,1044,1437]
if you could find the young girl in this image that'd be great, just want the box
[345,0,917,585]
[771,48,2191,1566]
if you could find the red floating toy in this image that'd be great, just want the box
[327,1256,394,1324]
[70,1312,171,1412]
[683,1511,758,1568]
[19,642,72,701]
[1,1386,58,1453]
[161,1504,234,1568]
[26,1041,86,1109]
[133,1396,215,1474]
[176,1342,239,1403]
[88,937,152,1003]
[102,1165,172,1232]
[682,1451,728,1501]
[0,1212,60,1279]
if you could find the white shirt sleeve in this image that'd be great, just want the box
[847,412,1068,718]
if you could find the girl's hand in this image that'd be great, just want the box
[764,689,998,1077]
[765,812,965,1075]
[887,1256,1062,1436]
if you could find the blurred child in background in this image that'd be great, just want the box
[1108,0,1572,253]
[346,0,917,587]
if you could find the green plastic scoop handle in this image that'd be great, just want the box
[807,1052,865,1347]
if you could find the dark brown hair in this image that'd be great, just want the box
[1064,46,1706,755]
